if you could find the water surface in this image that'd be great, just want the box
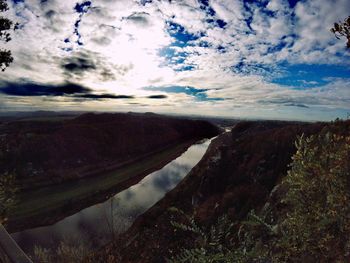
[12,139,212,254]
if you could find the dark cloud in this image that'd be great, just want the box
[61,50,116,81]
[125,12,151,26]
[0,82,90,96]
[42,7,66,33]
[90,24,118,47]
[45,10,56,19]
[113,64,134,77]
[258,99,311,108]
[90,36,112,46]
[147,95,167,99]
[285,103,310,108]
[62,57,96,73]
[100,69,115,81]
[0,81,136,101]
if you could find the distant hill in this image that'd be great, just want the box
[0,112,220,187]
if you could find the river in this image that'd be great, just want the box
[11,138,212,256]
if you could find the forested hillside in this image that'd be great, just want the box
[0,112,219,187]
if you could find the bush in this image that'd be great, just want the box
[167,207,236,263]
[272,130,350,262]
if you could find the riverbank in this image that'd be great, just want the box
[0,112,220,191]
[6,139,201,233]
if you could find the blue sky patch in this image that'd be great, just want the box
[144,86,223,101]
[140,0,152,5]
[74,1,92,14]
[266,40,291,54]
[61,47,73,52]
[288,0,300,8]
[232,61,276,76]
[158,47,189,70]
[199,0,216,16]
[271,64,350,88]
[71,1,92,46]
[159,21,204,71]
[217,19,227,28]
[11,0,24,4]
[176,65,196,72]
[243,0,269,11]
[167,21,201,47]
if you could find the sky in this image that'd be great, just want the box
[0,0,349,121]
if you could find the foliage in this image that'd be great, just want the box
[167,208,276,262]
[0,0,16,71]
[331,16,350,49]
[167,207,237,263]
[0,172,17,224]
[235,129,350,262]
[169,124,350,262]
[33,237,91,263]
[273,130,350,261]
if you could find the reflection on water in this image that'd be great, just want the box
[12,139,211,254]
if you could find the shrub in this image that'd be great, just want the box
[167,207,236,263]
[272,131,350,262]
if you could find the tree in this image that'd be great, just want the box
[331,16,350,49]
[0,0,16,71]
[0,172,17,224]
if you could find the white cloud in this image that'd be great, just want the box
[0,0,349,120]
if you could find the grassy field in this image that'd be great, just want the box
[6,140,196,232]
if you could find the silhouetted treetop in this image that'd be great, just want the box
[0,0,16,71]
[331,16,350,49]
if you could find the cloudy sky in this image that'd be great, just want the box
[0,0,349,121]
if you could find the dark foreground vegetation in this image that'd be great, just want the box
[0,112,219,190]
[86,119,350,263]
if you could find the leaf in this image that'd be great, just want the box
[347,16,350,25]
[334,23,340,31]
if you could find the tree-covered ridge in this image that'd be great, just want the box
[0,113,219,188]
[169,121,350,262]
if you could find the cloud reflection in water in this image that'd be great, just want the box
[12,139,211,254]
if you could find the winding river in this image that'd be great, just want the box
[10,138,212,255]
